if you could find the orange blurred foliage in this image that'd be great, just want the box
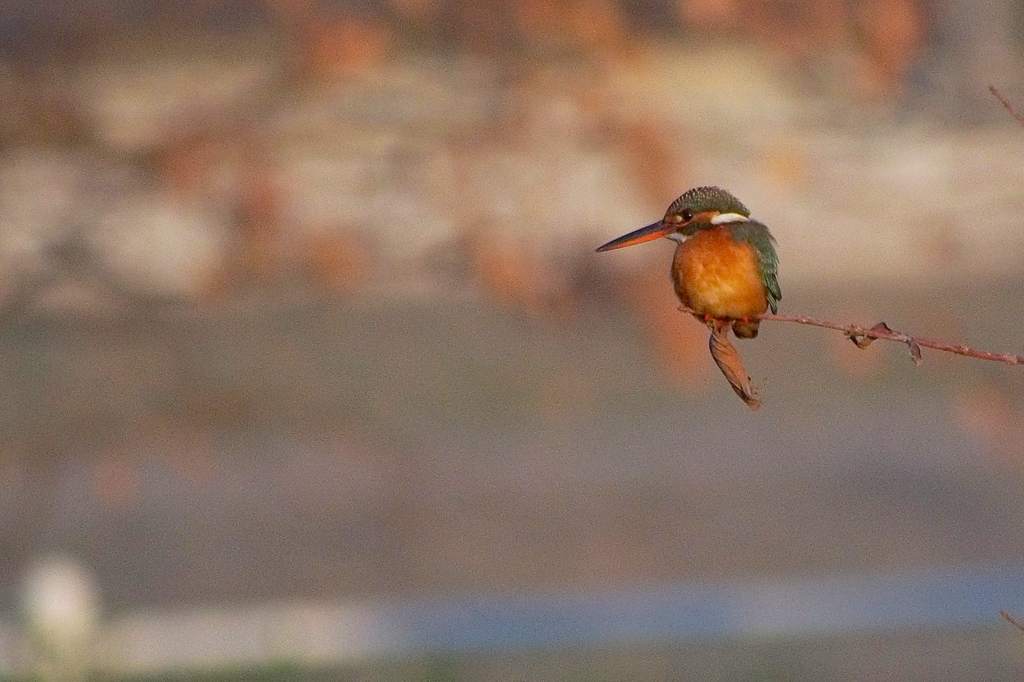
[952,382,1024,465]
[304,15,395,79]
[93,457,140,510]
[617,264,709,387]
[677,0,926,99]
[302,230,375,295]
[462,228,577,320]
[563,0,630,56]
[851,0,926,98]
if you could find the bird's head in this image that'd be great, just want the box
[596,186,750,252]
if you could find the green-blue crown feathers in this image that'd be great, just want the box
[668,186,750,217]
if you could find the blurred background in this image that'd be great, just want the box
[1,0,1024,679]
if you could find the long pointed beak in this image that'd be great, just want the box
[595,221,675,252]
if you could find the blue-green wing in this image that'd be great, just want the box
[728,221,781,313]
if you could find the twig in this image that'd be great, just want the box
[1001,610,1024,633]
[679,307,1023,367]
[989,85,1024,126]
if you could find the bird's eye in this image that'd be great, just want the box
[681,209,694,222]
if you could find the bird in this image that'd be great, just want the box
[596,186,780,339]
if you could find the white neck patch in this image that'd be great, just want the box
[710,212,750,225]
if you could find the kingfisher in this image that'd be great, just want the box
[596,186,780,339]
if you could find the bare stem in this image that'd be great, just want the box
[989,85,1024,126]
[679,307,1023,367]
[1001,610,1024,633]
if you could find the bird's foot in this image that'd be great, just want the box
[703,315,730,334]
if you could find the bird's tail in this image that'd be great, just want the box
[708,322,760,409]
[732,319,760,339]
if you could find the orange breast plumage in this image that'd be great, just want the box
[672,227,768,320]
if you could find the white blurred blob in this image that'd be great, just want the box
[0,152,85,283]
[90,197,228,299]
[22,555,100,678]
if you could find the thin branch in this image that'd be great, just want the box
[989,85,1024,126]
[679,307,1024,367]
[1001,610,1024,633]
